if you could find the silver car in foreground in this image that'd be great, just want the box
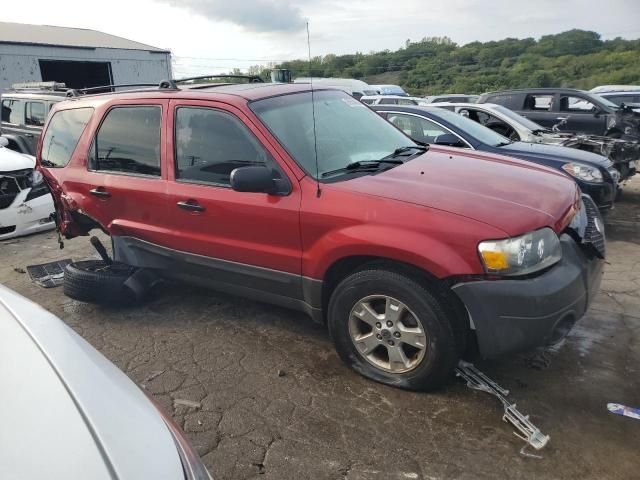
[0,285,211,480]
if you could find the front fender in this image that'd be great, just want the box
[302,223,487,281]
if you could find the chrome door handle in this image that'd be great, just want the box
[177,200,205,212]
[89,188,111,198]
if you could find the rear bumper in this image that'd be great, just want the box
[452,236,604,359]
[0,191,55,240]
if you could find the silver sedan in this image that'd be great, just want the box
[0,285,211,480]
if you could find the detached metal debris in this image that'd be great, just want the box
[26,259,72,288]
[456,361,550,458]
[607,403,640,421]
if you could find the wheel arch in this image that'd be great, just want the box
[319,255,471,352]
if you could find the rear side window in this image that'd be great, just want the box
[1,99,24,124]
[523,94,553,111]
[387,113,451,143]
[41,108,93,168]
[486,94,515,106]
[559,95,595,113]
[175,107,276,186]
[26,102,46,126]
[90,106,161,177]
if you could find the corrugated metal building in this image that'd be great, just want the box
[0,22,172,92]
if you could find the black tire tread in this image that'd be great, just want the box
[64,260,137,305]
[328,267,459,391]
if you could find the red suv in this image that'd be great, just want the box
[38,82,605,390]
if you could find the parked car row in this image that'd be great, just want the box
[32,78,605,393]
[359,85,640,142]
[372,104,620,209]
[430,102,638,182]
[359,86,640,208]
[477,87,640,140]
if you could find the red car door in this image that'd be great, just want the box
[163,99,303,298]
[78,100,170,244]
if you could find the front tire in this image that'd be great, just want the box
[327,268,459,391]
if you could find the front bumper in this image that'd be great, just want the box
[453,235,604,358]
[0,190,55,240]
[579,179,617,210]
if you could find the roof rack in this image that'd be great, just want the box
[64,74,266,98]
[66,83,161,97]
[163,74,265,89]
[11,81,67,92]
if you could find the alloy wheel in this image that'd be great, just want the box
[348,295,428,373]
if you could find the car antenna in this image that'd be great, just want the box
[307,21,321,198]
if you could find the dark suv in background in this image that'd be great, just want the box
[477,88,638,139]
[1,82,67,155]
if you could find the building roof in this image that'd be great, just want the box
[0,22,169,53]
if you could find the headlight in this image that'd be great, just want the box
[478,228,562,276]
[624,126,633,135]
[607,116,616,129]
[30,169,44,186]
[561,162,603,183]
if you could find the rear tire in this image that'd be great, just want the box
[327,268,459,391]
[64,260,137,306]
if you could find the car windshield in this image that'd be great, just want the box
[423,107,511,146]
[250,90,416,179]
[589,93,620,110]
[489,105,547,131]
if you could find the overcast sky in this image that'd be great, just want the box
[3,0,639,76]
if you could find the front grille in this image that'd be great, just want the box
[0,176,20,209]
[0,226,16,235]
[582,195,606,258]
[0,169,31,210]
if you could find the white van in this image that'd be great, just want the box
[293,78,378,99]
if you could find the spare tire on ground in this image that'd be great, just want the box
[64,260,138,306]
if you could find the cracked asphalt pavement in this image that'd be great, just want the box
[2,180,639,480]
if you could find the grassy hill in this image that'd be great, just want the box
[272,30,640,95]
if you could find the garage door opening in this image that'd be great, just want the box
[39,60,113,92]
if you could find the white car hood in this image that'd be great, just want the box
[0,146,35,171]
[0,286,185,480]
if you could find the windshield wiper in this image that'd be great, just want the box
[321,159,404,178]
[385,145,429,158]
[495,141,512,147]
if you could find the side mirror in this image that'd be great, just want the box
[230,166,279,194]
[434,133,464,147]
[0,137,8,148]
